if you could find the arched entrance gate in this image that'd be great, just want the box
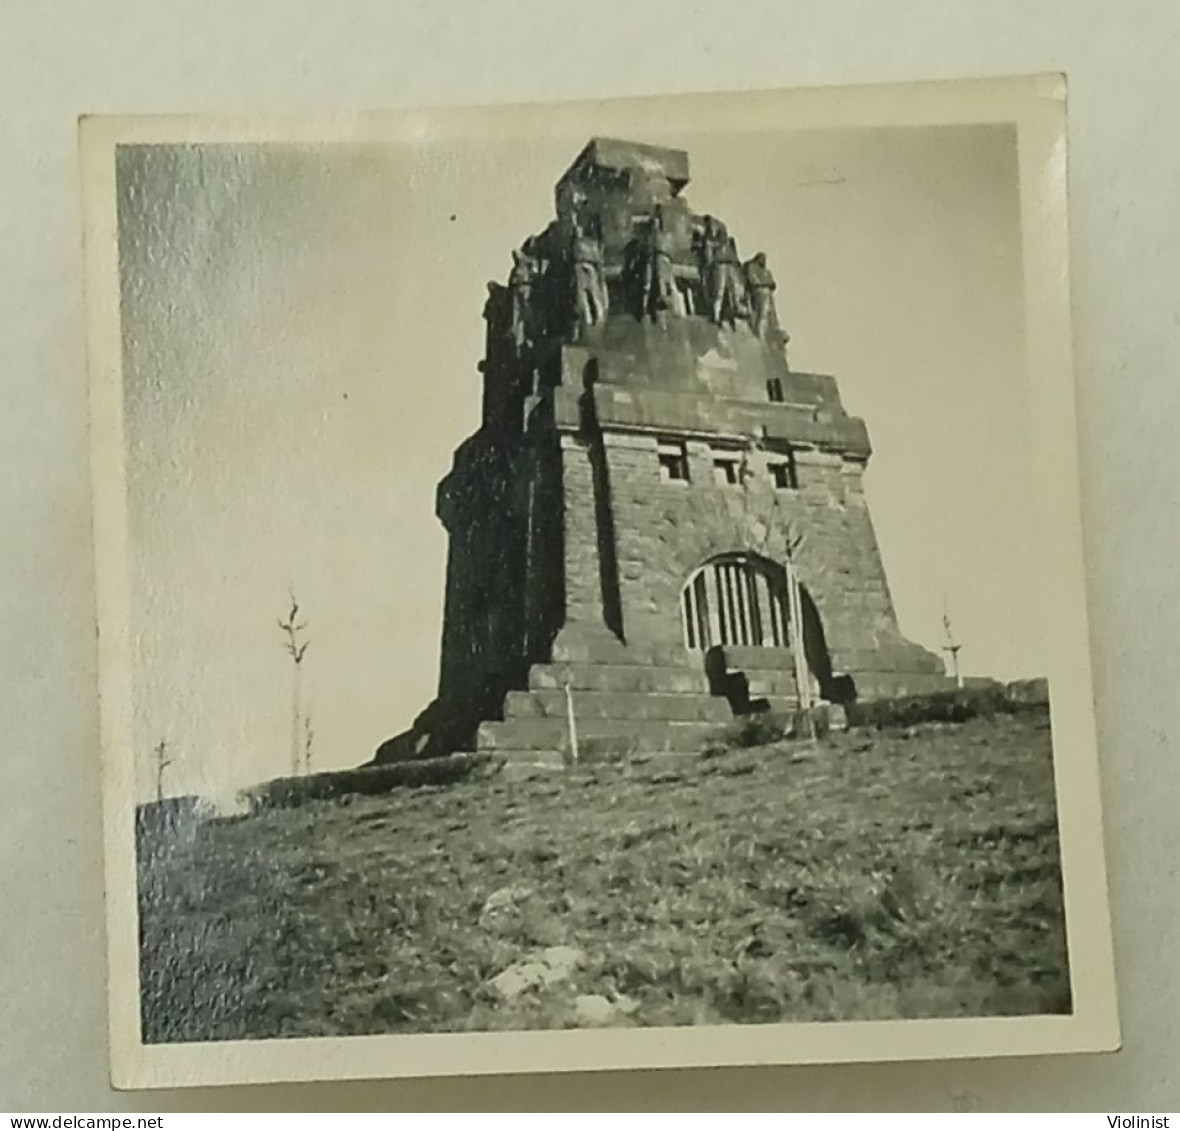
[679,552,844,702]
[679,552,789,651]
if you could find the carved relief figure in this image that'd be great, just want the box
[507,245,538,351]
[571,223,608,333]
[482,281,512,346]
[704,217,744,328]
[743,251,779,340]
[643,204,678,322]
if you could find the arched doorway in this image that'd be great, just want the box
[680,553,848,703]
[679,552,789,651]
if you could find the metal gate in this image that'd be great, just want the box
[680,553,790,650]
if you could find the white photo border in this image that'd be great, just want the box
[81,74,1120,1089]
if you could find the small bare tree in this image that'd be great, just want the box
[278,590,310,777]
[942,595,964,689]
[738,442,816,738]
[152,738,174,803]
[740,435,803,562]
[302,712,315,776]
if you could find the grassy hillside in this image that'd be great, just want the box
[138,706,1070,1041]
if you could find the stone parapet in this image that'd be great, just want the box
[549,384,871,457]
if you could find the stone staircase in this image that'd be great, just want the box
[475,639,801,768]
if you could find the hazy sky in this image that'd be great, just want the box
[117,119,1030,801]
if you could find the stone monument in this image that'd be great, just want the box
[376,138,950,766]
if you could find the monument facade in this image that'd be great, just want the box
[381,138,949,765]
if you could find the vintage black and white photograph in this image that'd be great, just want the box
[83,80,1118,1086]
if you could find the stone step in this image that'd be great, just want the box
[738,669,800,697]
[714,645,796,671]
[834,646,948,676]
[503,688,731,723]
[528,662,710,695]
[493,748,567,771]
[741,695,801,716]
[549,637,696,667]
[854,672,958,700]
[476,717,720,754]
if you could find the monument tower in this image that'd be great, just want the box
[380,138,949,765]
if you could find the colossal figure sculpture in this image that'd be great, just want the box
[374,138,951,768]
[507,246,538,351]
[703,217,744,329]
[571,225,608,333]
[643,205,679,322]
[744,251,779,341]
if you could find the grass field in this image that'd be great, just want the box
[138,706,1071,1041]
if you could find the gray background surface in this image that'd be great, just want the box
[2,0,1175,1111]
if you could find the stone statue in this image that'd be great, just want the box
[507,245,538,351]
[643,205,678,322]
[703,217,744,328]
[482,281,511,341]
[743,251,779,340]
[571,224,608,333]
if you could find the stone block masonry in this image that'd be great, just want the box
[373,137,951,767]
